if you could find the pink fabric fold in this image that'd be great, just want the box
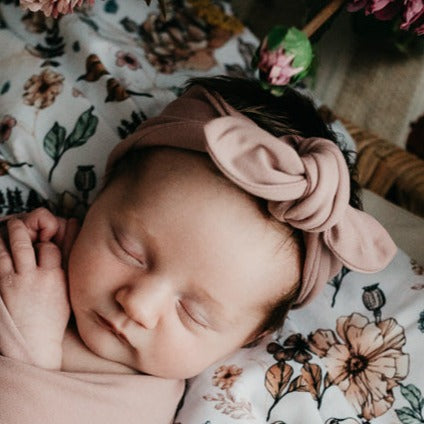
[106,85,397,307]
[0,295,184,424]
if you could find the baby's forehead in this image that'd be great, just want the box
[122,147,254,204]
[118,146,298,248]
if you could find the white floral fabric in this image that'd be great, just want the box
[0,1,422,423]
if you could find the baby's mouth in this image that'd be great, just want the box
[96,313,131,345]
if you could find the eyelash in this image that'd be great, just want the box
[114,238,145,268]
[178,301,207,330]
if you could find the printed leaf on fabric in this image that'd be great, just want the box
[287,363,322,401]
[396,384,424,424]
[44,122,66,160]
[265,362,293,399]
[401,385,424,413]
[66,106,98,149]
[44,107,98,181]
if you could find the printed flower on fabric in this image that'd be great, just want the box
[308,313,409,420]
[212,364,243,390]
[23,68,64,109]
[21,10,50,33]
[115,51,142,71]
[267,334,313,364]
[20,0,94,18]
[203,364,255,420]
[0,116,17,143]
[138,2,233,74]
[410,258,424,275]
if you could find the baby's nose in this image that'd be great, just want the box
[115,278,172,330]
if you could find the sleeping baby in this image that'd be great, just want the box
[0,76,397,423]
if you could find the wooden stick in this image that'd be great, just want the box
[302,0,346,38]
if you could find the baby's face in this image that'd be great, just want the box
[68,149,301,379]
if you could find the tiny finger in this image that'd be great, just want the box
[7,219,37,272]
[0,233,13,275]
[36,241,62,269]
[53,217,68,245]
[23,208,59,242]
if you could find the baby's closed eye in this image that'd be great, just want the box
[111,226,147,268]
[176,299,210,330]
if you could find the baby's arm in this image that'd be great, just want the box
[0,218,70,370]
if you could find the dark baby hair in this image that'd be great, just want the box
[107,75,362,339]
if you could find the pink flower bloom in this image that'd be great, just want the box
[367,0,402,20]
[258,45,303,87]
[347,0,402,20]
[347,0,368,12]
[20,0,94,18]
[400,0,424,30]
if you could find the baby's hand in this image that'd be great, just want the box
[0,208,80,270]
[0,219,70,370]
[20,207,80,270]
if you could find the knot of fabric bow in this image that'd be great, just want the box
[205,116,350,233]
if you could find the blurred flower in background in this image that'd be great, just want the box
[347,0,402,20]
[258,45,304,86]
[252,26,314,95]
[347,0,424,35]
[401,0,424,34]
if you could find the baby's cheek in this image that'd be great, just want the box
[175,338,237,378]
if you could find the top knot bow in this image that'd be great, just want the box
[106,85,397,307]
[204,116,350,232]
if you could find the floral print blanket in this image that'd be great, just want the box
[0,1,423,423]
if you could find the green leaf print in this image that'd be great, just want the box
[44,122,66,160]
[396,407,423,424]
[66,106,98,149]
[45,107,98,182]
[401,385,424,414]
[1,81,10,95]
[396,384,424,423]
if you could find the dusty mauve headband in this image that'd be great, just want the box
[106,85,397,307]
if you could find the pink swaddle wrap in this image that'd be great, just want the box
[106,85,397,307]
[0,295,184,423]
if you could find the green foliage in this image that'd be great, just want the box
[44,107,98,182]
[396,384,424,424]
[283,27,314,82]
